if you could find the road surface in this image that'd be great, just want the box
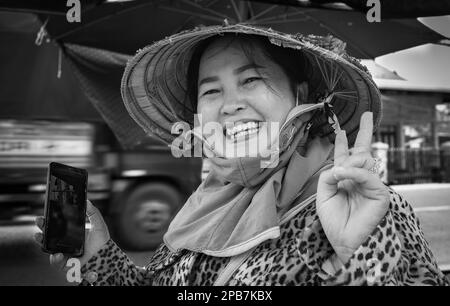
[391,184,450,272]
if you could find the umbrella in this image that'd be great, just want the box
[360,60,405,80]
[2,0,449,18]
[33,0,448,58]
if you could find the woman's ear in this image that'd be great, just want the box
[297,82,309,104]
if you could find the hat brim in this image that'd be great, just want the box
[121,24,381,146]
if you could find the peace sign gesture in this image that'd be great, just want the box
[316,112,390,264]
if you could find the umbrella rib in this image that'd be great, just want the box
[181,0,231,21]
[172,17,196,34]
[230,0,242,22]
[292,7,372,58]
[160,6,226,23]
[172,0,222,34]
[247,5,278,22]
[254,17,311,25]
[251,9,309,24]
[247,1,255,19]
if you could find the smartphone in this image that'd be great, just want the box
[42,162,88,257]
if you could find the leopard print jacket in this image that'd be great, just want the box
[80,187,449,286]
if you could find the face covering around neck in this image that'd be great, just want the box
[163,104,335,257]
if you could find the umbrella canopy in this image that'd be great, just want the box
[2,0,449,18]
[360,60,405,80]
[34,0,448,59]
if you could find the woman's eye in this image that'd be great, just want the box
[243,77,261,85]
[202,89,220,96]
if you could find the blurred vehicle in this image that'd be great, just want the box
[0,119,202,250]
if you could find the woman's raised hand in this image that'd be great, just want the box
[316,112,390,264]
[34,200,110,274]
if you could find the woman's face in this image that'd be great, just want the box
[197,37,296,145]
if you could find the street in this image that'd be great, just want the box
[0,217,153,286]
[391,184,450,272]
[0,184,449,285]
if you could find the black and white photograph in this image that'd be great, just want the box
[0,0,450,289]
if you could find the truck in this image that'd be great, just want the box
[0,119,202,250]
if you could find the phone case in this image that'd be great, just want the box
[42,162,87,257]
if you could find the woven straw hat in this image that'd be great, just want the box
[121,23,381,146]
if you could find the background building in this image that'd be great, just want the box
[370,76,450,184]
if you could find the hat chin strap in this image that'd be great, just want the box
[280,103,325,131]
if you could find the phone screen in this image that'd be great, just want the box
[43,162,87,256]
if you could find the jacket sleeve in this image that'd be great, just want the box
[320,188,449,286]
[79,239,153,286]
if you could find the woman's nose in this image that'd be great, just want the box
[220,93,247,116]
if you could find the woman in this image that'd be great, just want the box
[35,24,448,285]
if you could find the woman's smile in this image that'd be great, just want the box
[225,121,261,142]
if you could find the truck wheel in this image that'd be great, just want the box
[113,183,181,251]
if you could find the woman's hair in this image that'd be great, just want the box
[186,33,310,113]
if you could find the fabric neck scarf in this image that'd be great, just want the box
[164,104,335,257]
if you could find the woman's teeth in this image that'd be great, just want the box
[226,122,260,140]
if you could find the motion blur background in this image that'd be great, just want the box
[0,0,449,285]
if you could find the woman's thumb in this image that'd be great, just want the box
[86,200,107,231]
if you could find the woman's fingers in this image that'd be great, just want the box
[86,200,106,231]
[334,129,349,166]
[34,217,44,246]
[34,232,43,244]
[352,112,373,155]
[332,166,383,189]
[35,216,44,231]
[340,153,376,169]
[50,253,68,270]
[317,168,340,202]
[318,164,384,202]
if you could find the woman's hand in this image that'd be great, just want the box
[34,200,110,274]
[316,112,390,265]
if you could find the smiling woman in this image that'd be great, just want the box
[186,34,304,161]
[35,24,449,286]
